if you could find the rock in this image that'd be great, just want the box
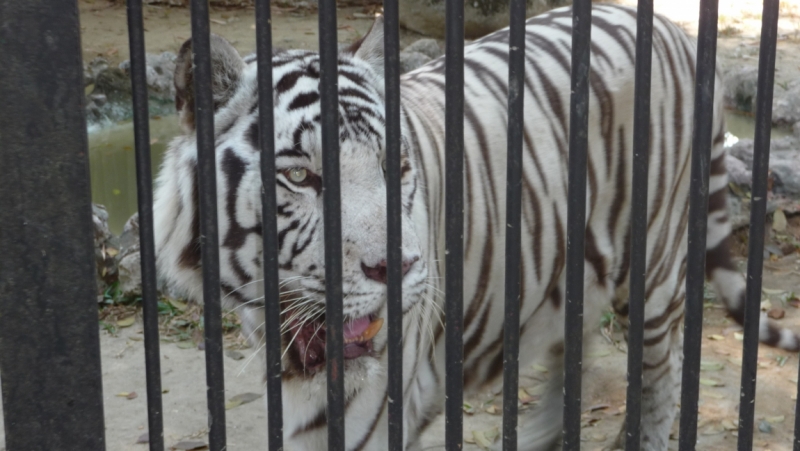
[772,80,800,126]
[118,51,177,101]
[723,65,758,113]
[117,213,142,296]
[729,136,800,196]
[93,66,132,99]
[400,51,433,74]
[84,57,109,87]
[725,154,752,186]
[399,0,573,39]
[92,204,119,293]
[403,39,443,60]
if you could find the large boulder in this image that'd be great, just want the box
[728,136,800,196]
[772,80,800,126]
[399,0,574,40]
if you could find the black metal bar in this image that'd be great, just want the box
[383,0,404,449]
[126,1,166,450]
[562,0,592,448]
[624,0,654,448]
[318,1,345,449]
[0,1,106,450]
[501,0,527,449]
[737,0,780,448]
[678,0,719,447]
[444,0,465,448]
[189,1,227,449]
[254,1,284,449]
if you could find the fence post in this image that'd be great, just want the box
[0,2,107,450]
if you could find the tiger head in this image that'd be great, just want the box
[157,19,428,390]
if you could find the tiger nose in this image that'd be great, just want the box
[361,257,419,284]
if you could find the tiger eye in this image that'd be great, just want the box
[288,168,308,183]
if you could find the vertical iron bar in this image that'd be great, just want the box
[562,0,592,448]
[383,0,404,449]
[501,0,527,449]
[190,0,227,449]
[0,2,106,449]
[126,1,165,450]
[737,0,780,448]
[624,0,654,448]
[678,0,719,447]
[254,1,284,449]
[444,0,465,448]
[318,1,345,449]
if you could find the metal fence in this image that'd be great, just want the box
[0,0,790,450]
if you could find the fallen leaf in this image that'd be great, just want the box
[484,404,498,415]
[116,392,131,397]
[168,298,188,311]
[518,388,536,404]
[773,209,787,232]
[170,441,208,450]
[767,308,785,319]
[763,288,785,295]
[210,18,227,25]
[767,415,785,423]
[708,334,725,341]
[463,402,475,414]
[225,392,263,410]
[472,427,499,450]
[761,299,773,311]
[85,84,95,95]
[136,432,149,444]
[722,419,738,430]
[734,332,744,341]
[532,363,548,373]
[106,47,119,57]
[225,349,245,361]
[700,360,725,371]
[699,378,724,387]
[127,391,138,400]
[701,390,725,399]
[117,316,135,328]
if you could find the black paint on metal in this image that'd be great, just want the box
[318,1,345,449]
[678,0,719,448]
[737,0,780,448]
[562,0,592,448]
[0,1,107,449]
[624,0,653,447]
[383,0,405,449]
[445,0,466,448]
[254,1,285,449]
[189,0,228,448]
[126,1,166,449]
[501,0,527,449]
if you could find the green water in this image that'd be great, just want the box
[89,116,182,234]
[87,111,792,235]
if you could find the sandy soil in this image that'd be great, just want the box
[3,1,800,450]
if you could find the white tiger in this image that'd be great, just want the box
[153,4,799,450]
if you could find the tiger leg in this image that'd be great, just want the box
[510,352,564,451]
[614,284,685,450]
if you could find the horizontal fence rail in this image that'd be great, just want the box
[0,1,796,451]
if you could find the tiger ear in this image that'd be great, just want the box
[174,34,245,131]
[347,17,384,79]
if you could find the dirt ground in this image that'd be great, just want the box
[3,1,800,450]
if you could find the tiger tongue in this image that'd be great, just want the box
[343,317,383,343]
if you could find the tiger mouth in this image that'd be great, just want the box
[286,313,384,373]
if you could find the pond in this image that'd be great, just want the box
[88,111,793,235]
